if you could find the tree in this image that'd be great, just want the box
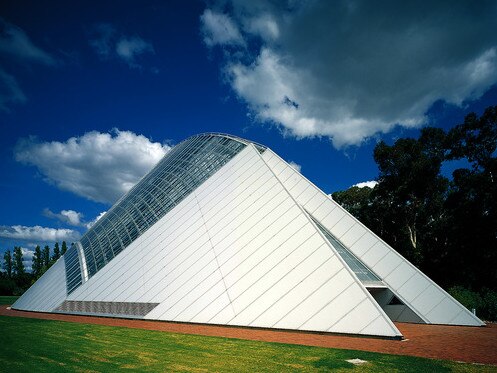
[52,242,60,263]
[371,127,448,266]
[32,246,43,278]
[61,241,67,256]
[42,245,50,270]
[443,106,497,290]
[12,247,25,276]
[331,106,497,292]
[3,250,12,278]
[332,186,374,222]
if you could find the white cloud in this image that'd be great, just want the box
[353,180,378,189]
[0,225,80,242]
[15,129,171,204]
[89,24,155,69]
[115,36,154,67]
[21,247,34,271]
[202,1,497,148]
[0,19,56,65]
[244,13,279,41]
[44,208,106,229]
[288,161,301,173]
[200,9,244,47]
[0,67,26,112]
[43,208,84,227]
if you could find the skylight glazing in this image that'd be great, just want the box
[310,215,382,285]
[65,134,249,294]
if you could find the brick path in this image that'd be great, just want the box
[1,305,496,365]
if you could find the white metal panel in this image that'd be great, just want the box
[273,269,353,330]
[332,215,356,239]
[426,297,461,323]
[361,316,398,336]
[189,292,234,324]
[228,232,324,324]
[12,258,66,312]
[262,148,483,327]
[155,253,224,321]
[384,261,417,287]
[394,273,429,303]
[251,252,338,327]
[329,300,380,334]
[371,251,402,278]
[362,242,390,268]
[226,217,312,303]
[414,285,445,315]
[349,231,378,257]
[320,207,346,229]
[450,309,482,325]
[243,244,329,328]
[312,198,337,218]
[339,223,367,248]
[300,283,364,332]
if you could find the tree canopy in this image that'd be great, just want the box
[333,106,497,292]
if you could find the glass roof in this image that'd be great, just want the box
[65,133,248,294]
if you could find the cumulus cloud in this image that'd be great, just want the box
[201,1,497,148]
[352,180,378,189]
[44,208,106,229]
[89,23,155,69]
[0,19,56,65]
[15,129,171,204]
[43,208,84,227]
[288,161,302,173]
[244,13,279,41]
[21,247,34,271]
[0,225,80,242]
[200,9,245,47]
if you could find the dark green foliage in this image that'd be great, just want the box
[333,106,497,303]
[1,242,60,295]
[2,250,12,278]
[42,245,50,271]
[449,286,497,321]
[0,273,16,295]
[60,241,67,256]
[371,127,449,266]
[332,186,373,223]
[32,246,43,278]
[480,289,497,322]
[448,286,483,313]
[51,242,60,264]
[12,247,24,276]
[0,295,19,305]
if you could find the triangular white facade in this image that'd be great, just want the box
[13,134,483,338]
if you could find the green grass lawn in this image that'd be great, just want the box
[0,295,19,305]
[0,316,495,372]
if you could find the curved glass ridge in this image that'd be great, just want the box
[65,133,253,294]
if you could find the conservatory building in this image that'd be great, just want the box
[12,133,483,338]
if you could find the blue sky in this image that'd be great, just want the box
[1,1,497,268]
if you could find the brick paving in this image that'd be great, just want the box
[1,305,496,365]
